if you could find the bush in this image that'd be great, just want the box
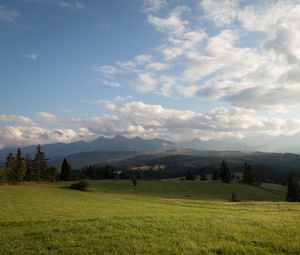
[70,181,90,191]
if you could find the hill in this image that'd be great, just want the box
[0,181,299,254]
[49,150,300,181]
[88,179,286,201]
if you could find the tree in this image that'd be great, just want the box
[286,173,300,202]
[157,165,164,180]
[243,162,254,185]
[243,162,262,186]
[132,177,137,186]
[0,167,7,184]
[15,148,27,183]
[60,158,71,181]
[44,166,58,182]
[5,148,27,184]
[219,160,232,183]
[32,145,47,182]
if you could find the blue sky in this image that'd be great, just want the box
[1,0,300,148]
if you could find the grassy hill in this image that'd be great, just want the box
[0,181,299,254]
[89,179,286,201]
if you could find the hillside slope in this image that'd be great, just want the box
[0,182,298,255]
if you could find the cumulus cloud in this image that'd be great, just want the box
[2,99,300,148]
[131,73,157,93]
[92,0,300,112]
[37,112,59,123]
[0,114,35,125]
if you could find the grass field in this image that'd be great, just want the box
[0,180,299,254]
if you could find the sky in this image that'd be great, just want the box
[1,0,300,148]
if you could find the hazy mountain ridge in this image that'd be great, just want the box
[0,135,174,162]
[1,134,300,166]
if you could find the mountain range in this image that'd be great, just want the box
[0,135,174,162]
[1,134,300,166]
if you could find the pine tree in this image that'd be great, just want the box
[219,160,232,183]
[5,148,27,184]
[44,166,58,182]
[32,145,47,182]
[286,173,300,202]
[243,162,262,186]
[16,148,27,183]
[60,158,71,181]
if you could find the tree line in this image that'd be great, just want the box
[0,145,73,184]
[185,160,300,201]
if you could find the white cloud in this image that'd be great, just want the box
[57,1,85,11]
[142,0,167,13]
[2,100,300,147]
[201,0,239,27]
[22,53,38,60]
[93,1,300,112]
[95,65,118,75]
[176,85,198,98]
[131,73,157,93]
[98,79,122,88]
[0,114,35,125]
[37,112,59,123]
[0,5,18,23]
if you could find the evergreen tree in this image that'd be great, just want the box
[32,145,47,182]
[5,153,13,167]
[16,148,27,183]
[286,173,300,202]
[60,158,71,181]
[219,160,232,183]
[5,148,26,184]
[0,166,7,184]
[157,165,163,180]
[242,162,262,186]
[24,154,33,181]
[44,166,58,182]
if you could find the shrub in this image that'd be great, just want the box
[132,177,137,186]
[70,181,90,191]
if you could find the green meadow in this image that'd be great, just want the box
[0,180,299,254]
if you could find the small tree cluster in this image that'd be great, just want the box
[5,149,27,184]
[219,160,233,183]
[242,162,262,186]
[80,164,120,180]
[185,169,196,180]
[2,145,57,184]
